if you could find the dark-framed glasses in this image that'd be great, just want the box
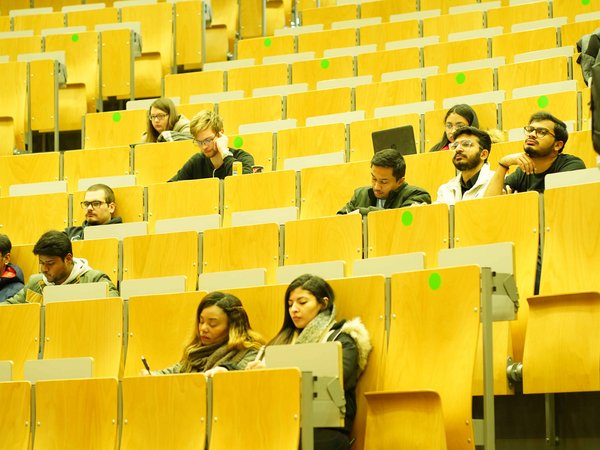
[523,125,555,138]
[149,113,168,121]
[81,201,107,209]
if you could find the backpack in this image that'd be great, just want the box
[576,28,600,86]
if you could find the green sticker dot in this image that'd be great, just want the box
[428,272,442,290]
[455,72,466,84]
[71,33,79,42]
[537,95,549,108]
[264,38,272,47]
[112,112,121,122]
[582,0,590,5]
[320,59,330,69]
[401,210,413,226]
[233,136,244,148]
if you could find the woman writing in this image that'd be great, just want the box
[249,274,372,450]
[150,291,264,375]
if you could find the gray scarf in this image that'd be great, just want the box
[294,305,337,344]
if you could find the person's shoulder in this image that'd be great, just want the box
[557,153,586,169]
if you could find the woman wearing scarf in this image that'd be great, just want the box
[152,291,264,375]
[252,274,372,450]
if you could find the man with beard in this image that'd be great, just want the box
[485,112,585,196]
[2,230,118,304]
[435,126,494,205]
[64,184,123,241]
[337,148,431,216]
[169,110,254,181]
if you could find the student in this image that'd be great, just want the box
[64,184,122,241]
[429,104,480,152]
[142,97,191,143]
[485,111,586,196]
[435,126,494,205]
[149,292,264,375]
[0,234,24,302]
[169,110,254,181]
[337,148,431,215]
[2,230,119,304]
[248,274,372,450]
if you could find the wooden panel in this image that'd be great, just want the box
[487,2,549,30]
[423,37,488,72]
[0,381,31,450]
[0,152,60,194]
[34,378,118,450]
[403,151,455,201]
[356,78,423,118]
[284,214,363,275]
[174,0,204,68]
[301,3,357,28]
[218,95,283,134]
[497,56,569,100]
[386,265,481,450]
[0,61,27,150]
[124,291,203,376]
[122,232,199,291]
[222,170,296,226]
[541,182,600,294]
[44,298,124,378]
[202,223,280,283]
[121,374,207,450]
[300,160,370,219]
[291,55,353,90]
[84,109,146,148]
[500,91,578,132]
[147,178,220,232]
[276,122,345,170]
[359,20,419,50]
[0,193,68,245]
[236,34,295,63]
[297,27,357,57]
[134,140,198,186]
[72,238,120,284]
[286,87,352,126]
[492,27,558,63]
[367,203,449,268]
[0,303,40,380]
[425,68,494,107]
[63,146,131,193]
[165,70,224,103]
[210,369,301,449]
[422,11,484,41]
[228,63,289,96]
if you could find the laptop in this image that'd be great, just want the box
[371,125,418,156]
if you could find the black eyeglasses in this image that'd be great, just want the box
[524,125,555,138]
[81,201,107,209]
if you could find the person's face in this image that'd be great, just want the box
[194,128,219,158]
[451,135,486,172]
[149,107,169,133]
[523,120,562,158]
[371,165,403,200]
[83,189,115,225]
[0,252,8,274]
[288,287,326,330]
[198,304,229,346]
[39,254,72,284]
[445,112,470,143]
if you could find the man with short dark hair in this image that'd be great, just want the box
[337,148,431,216]
[2,230,119,304]
[0,234,24,302]
[64,183,122,241]
[436,126,494,205]
[485,111,586,196]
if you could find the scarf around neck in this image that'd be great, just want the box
[294,304,337,345]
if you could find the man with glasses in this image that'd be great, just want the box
[2,230,118,304]
[435,127,494,205]
[169,110,254,181]
[337,148,431,215]
[485,112,585,196]
[64,184,122,241]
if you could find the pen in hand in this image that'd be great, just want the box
[141,356,152,375]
